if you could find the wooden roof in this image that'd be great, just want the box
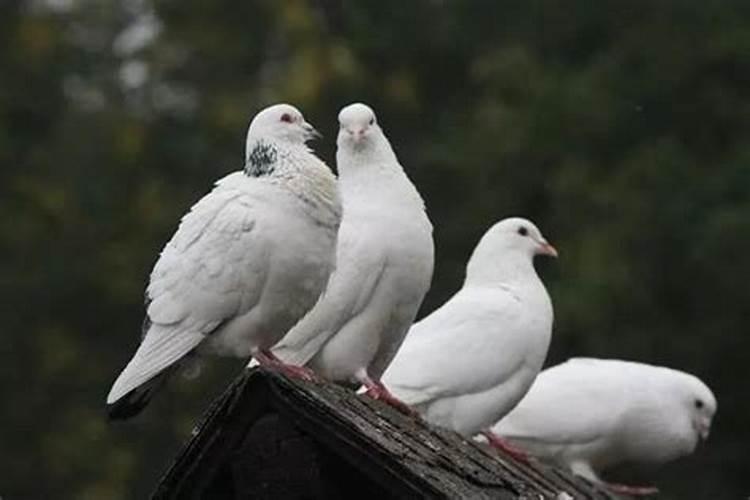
[154,368,623,499]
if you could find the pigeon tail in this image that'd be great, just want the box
[106,369,170,420]
[106,323,207,413]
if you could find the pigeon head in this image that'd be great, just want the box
[465,217,556,285]
[481,217,557,259]
[650,371,717,459]
[677,373,717,443]
[245,104,319,159]
[337,103,382,151]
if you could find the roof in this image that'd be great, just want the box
[154,368,623,499]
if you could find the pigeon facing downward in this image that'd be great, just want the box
[493,358,717,496]
[382,218,557,448]
[106,104,341,419]
[271,103,434,408]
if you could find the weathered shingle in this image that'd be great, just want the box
[154,368,623,500]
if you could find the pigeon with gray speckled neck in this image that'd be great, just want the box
[106,104,341,420]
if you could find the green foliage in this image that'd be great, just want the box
[1,1,748,498]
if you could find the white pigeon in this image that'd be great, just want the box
[271,103,434,409]
[382,218,557,447]
[493,358,717,496]
[106,104,342,419]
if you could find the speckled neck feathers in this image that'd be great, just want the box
[244,137,341,229]
[244,140,278,177]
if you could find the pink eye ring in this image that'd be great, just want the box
[280,113,293,123]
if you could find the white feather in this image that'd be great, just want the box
[493,358,717,482]
[383,218,555,436]
[107,325,208,404]
[271,103,434,385]
[107,104,341,407]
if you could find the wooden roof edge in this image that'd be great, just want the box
[153,368,624,500]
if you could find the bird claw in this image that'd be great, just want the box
[253,350,318,382]
[275,363,319,382]
[363,383,418,417]
[481,430,531,463]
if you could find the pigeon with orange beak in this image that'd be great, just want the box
[382,217,557,454]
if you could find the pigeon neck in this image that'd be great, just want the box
[336,135,399,175]
[338,160,426,216]
[241,137,340,229]
[244,139,279,177]
[244,138,309,177]
[464,251,539,288]
[336,135,427,216]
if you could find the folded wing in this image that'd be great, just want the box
[271,226,387,367]
[107,177,269,405]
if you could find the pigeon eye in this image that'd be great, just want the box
[517,227,528,237]
[694,399,704,409]
[280,113,293,123]
[369,117,374,126]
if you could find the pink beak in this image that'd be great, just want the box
[537,240,558,258]
[347,126,367,140]
[698,421,711,441]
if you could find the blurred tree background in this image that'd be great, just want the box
[1,0,748,498]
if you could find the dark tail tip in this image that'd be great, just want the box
[106,386,155,421]
[106,368,173,421]
[106,358,183,421]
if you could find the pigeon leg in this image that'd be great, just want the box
[604,483,659,496]
[480,430,531,463]
[361,377,418,416]
[253,349,318,382]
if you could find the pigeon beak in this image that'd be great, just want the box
[698,420,711,441]
[346,126,367,141]
[537,240,558,258]
[693,416,711,442]
[303,122,322,140]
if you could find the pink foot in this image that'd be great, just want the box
[605,483,659,496]
[480,430,530,464]
[275,363,319,382]
[254,349,318,382]
[362,378,418,416]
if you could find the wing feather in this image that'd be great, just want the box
[493,359,627,445]
[271,226,387,367]
[383,287,529,406]
[109,174,269,402]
